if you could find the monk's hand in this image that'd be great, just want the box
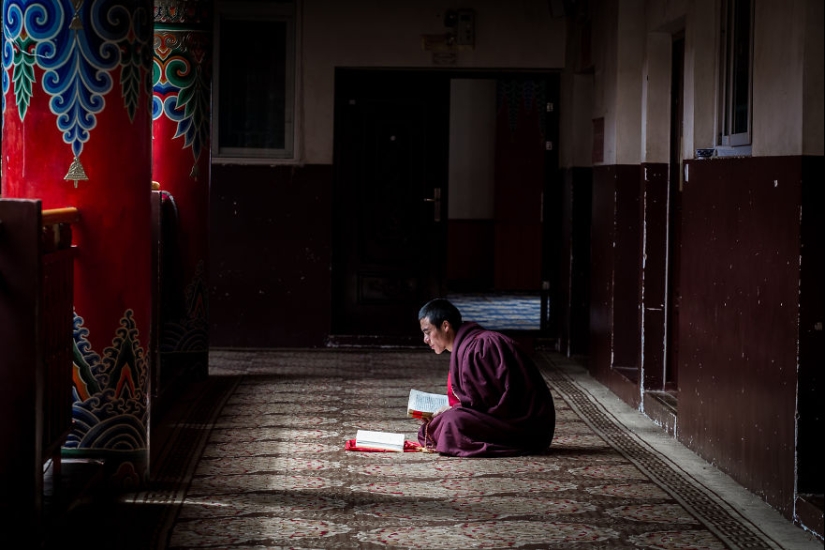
[433,405,452,417]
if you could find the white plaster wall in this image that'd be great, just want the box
[448,79,496,220]
[558,54,594,168]
[642,32,672,164]
[590,0,616,165]
[300,0,566,164]
[572,73,596,167]
[615,0,646,165]
[589,0,646,166]
[683,0,718,157]
[559,4,594,169]
[641,0,690,165]
[679,0,825,159]
[616,0,823,162]
[645,0,688,26]
[752,0,805,156]
[802,0,824,155]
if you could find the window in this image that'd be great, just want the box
[213,1,297,162]
[718,0,753,150]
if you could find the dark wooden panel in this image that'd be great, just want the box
[0,198,42,527]
[558,169,574,354]
[209,164,333,348]
[589,166,616,381]
[40,247,74,457]
[641,163,669,390]
[612,165,642,371]
[678,156,801,517]
[588,164,643,393]
[797,155,824,499]
[564,167,592,356]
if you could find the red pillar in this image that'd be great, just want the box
[2,0,154,487]
[151,0,212,395]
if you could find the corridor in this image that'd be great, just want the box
[39,348,822,549]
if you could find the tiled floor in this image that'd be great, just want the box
[447,292,543,331]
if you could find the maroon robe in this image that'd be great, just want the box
[418,322,556,457]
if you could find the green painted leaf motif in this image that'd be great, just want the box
[190,70,210,145]
[151,57,162,87]
[180,69,210,159]
[165,54,210,160]
[121,63,141,120]
[165,57,190,90]
[119,39,142,121]
[176,72,195,109]
[12,37,36,121]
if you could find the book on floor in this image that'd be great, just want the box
[407,388,449,419]
[354,430,406,452]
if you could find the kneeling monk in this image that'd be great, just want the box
[417,298,556,457]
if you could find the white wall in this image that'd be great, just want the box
[301,0,566,164]
[802,0,824,155]
[753,1,805,156]
[580,0,824,165]
[588,0,646,166]
[641,32,671,164]
[614,0,645,165]
[590,0,616,164]
[448,79,496,220]
[570,73,595,168]
[297,0,822,168]
[684,0,718,156]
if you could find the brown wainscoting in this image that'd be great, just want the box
[589,165,617,380]
[559,167,593,357]
[209,163,333,348]
[613,165,642,370]
[795,493,824,541]
[797,155,824,533]
[678,155,804,520]
[589,164,642,403]
[640,163,669,391]
[643,390,678,437]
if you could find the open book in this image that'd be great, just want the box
[407,388,449,419]
[354,430,406,452]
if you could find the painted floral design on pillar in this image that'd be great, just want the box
[2,0,153,487]
[151,0,211,382]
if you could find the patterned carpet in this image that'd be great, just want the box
[47,349,819,549]
[448,293,542,331]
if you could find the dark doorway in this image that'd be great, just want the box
[331,69,560,342]
[331,69,450,339]
[666,35,685,391]
[445,73,560,336]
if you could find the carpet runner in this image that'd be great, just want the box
[50,349,818,549]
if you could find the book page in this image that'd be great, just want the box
[407,389,449,417]
[355,430,405,451]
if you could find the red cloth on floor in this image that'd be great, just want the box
[345,439,424,452]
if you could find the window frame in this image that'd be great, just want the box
[717,0,754,152]
[212,0,300,164]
